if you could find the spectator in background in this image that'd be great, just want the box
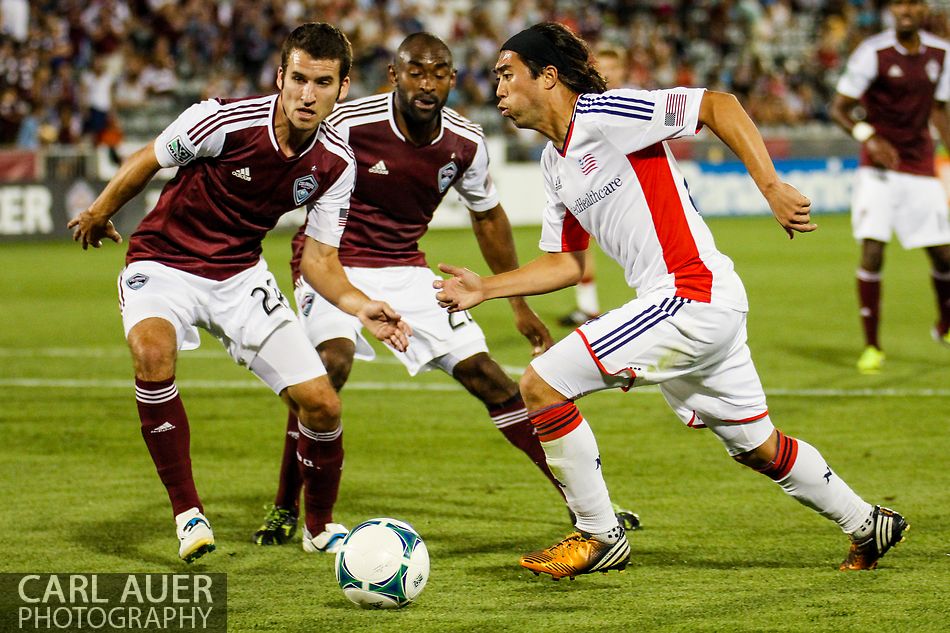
[2,0,948,150]
[79,55,113,142]
[0,0,29,44]
[0,86,25,144]
[79,54,123,162]
[113,51,149,110]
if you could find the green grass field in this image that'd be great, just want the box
[1,214,948,632]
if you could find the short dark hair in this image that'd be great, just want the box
[510,23,606,95]
[280,22,352,80]
[395,32,453,68]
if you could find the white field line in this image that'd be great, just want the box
[2,348,948,397]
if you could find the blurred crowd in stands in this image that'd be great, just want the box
[1,0,947,153]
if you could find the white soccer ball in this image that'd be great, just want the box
[334,517,429,609]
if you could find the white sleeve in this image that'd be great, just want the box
[836,42,878,99]
[580,87,705,156]
[154,99,229,167]
[537,150,588,253]
[452,135,500,213]
[304,160,356,248]
[937,49,950,102]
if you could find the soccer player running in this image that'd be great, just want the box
[830,0,950,374]
[67,23,410,563]
[435,23,908,579]
[253,32,639,551]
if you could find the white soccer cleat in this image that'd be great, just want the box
[302,523,348,554]
[176,507,215,563]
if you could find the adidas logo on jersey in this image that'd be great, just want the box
[231,167,251,181]
[151,421,176,433]
[368,160,389,175]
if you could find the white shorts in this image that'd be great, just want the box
[295,265,488,376]
[118,259,326,393]
[851,167,950,248]
[530,295,773,455]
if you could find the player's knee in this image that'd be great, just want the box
[926,244,950,272]
[731,429,778,470]
[453,353,517,402]
[296,395,341,432]
[519,366,554,410]
[318,339,355,392]
[127,319,177,379]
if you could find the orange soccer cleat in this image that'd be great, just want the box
[520,531,630,580]
[840,505,909,571]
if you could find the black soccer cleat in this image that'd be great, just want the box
[253,505,299,546]
[568,503,641,531]
[839,505,908,571]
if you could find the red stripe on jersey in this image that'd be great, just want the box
[628,144,713,303]
[527,401,583,442]
[560,210,590,252]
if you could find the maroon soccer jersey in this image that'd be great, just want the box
[837,30,950,176]
[290,92,499,278]
[127,94,356,281]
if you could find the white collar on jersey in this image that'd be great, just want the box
[266,94,320,159]
[386,91,446,146]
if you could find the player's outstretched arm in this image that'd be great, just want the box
[67,142,162,249]
[469,204,554,354]
[300,237,411,351]
[698,91,816,239]
[435,251,584,312]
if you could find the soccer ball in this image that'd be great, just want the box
[334,517,429,609]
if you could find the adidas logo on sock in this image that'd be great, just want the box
[231,167,251,181]
[151,421,176,433]
[368,160,389,175]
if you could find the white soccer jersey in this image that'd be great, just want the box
[538,88,748,311]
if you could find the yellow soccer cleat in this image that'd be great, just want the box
[520,531,630,580]
[176,507,216,564]
[856,346,885,374]
[932,326,950,348]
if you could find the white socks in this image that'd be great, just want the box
[541,419,617,535]
[772,438,873,535]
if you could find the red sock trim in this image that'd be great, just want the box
[758,430,799,481]
[527,401,583,442]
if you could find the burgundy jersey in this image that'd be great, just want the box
[290,92,499,278]
[837,30,950,176]
[127,94,356,281]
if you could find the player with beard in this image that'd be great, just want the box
[252,32,638,551]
